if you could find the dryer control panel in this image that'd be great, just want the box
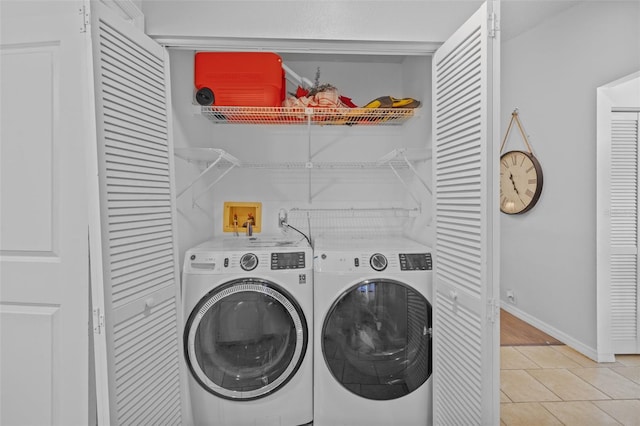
[399,253,432,271]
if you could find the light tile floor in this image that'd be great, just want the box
[501,345,640,426]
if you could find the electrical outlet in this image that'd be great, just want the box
[506,290,516,304]
[278,209,288,227]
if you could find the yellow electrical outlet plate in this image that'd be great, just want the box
[223,202,262,233]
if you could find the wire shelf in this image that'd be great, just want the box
[174,148,422,170]
[200,106,416,125]
[286,207,416,239]
[239,160,412,169]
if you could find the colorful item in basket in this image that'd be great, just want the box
[281,85,419,125]
[362,96,421,109]
[282,86,356,109]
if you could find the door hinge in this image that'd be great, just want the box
[79,4,90,33]
[487,298,500,323]
[489,13,499,38]
[93,307,104,334]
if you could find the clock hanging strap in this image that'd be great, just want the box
[500,109,534,154]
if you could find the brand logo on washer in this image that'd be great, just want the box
[299,274,306,284]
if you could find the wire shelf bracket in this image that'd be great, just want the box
[174,148,240,206]
[376,148,432,207]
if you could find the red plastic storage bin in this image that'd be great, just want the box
[194,52,286,107]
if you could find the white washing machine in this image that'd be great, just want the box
[182,236,313,426]
[313,237,433,426]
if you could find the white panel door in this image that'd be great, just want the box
[86,1,184,424]
[0,1,90,425]
[432,1,500,424]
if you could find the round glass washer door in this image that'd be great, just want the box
[322,279,432,401]
[184,278,308,401]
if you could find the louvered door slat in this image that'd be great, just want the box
[105,108,168,138]
[106,139,169,161]
[107,168,171,183]
[110,234,173,254]
[107,177,171,190]
[102,89,167,128]
[113,273,174,307]
[110,258,173,287]
[98,45,165,97]
[104,127,169,151]
[432,2,500,424]
[98,27,164,85]
[109,211,172,225]
[108,193,172,203]
[108,187,171,197]
[106,131,168,152]
[106,151,171,171]
[106,144,169,165]
[89,2,183,424]
[110,229,173,246]
[101,78,167,119]
[111,244,174,268]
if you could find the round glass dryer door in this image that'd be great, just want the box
[322,279,432,400]
[184,278,307,400]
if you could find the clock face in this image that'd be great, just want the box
[500,150,543,215]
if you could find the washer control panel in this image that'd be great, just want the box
[271,251,306,270]
[399,253,432,271]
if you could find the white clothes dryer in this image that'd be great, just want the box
[182,236,313,426]
[313,237,433,426]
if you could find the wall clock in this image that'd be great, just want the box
[500,150,543,214]
[499,109,544,215]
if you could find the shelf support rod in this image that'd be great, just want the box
[376,148,432,201]
[177,151,226,199]
[307,108,313,204]
[192,164,237,207]
[401,151,432,195]
[388,163,422,208]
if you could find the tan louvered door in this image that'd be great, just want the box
[432,1,500,424]
[87,2,184,424]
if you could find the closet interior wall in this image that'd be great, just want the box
[169,48,434,260]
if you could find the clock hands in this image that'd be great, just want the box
[508,172,526,205]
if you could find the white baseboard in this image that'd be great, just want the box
[500,302,602,362]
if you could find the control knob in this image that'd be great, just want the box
[240,253,258,271]
[370,253,388,271]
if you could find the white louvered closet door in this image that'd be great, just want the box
[432,1,500,424]
[609,112,640,354]
[87,2,184,425]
